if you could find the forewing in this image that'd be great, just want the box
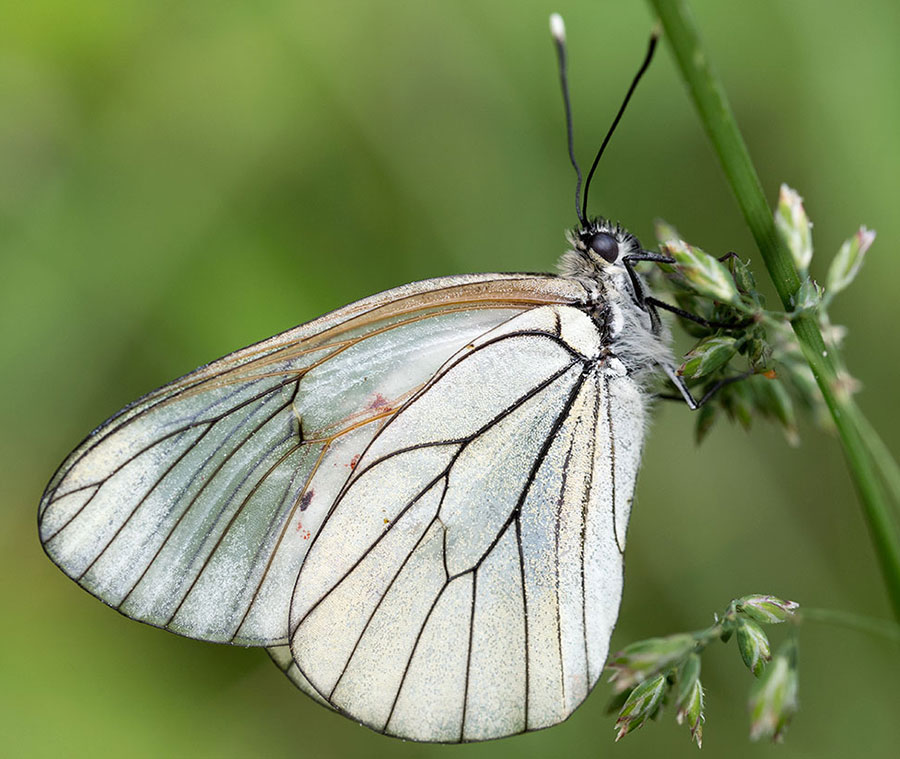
[39,274,584,646]
[289,304,646,741]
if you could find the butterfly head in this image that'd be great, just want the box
[570,218,640,269]
[558,219,641,297]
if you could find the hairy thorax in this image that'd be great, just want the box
[557,223,673,388]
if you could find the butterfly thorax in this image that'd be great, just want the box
[558,219,673,386]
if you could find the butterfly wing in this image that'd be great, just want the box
[267,644,334,710]
[288,304,647,741]
[38,274,583,646]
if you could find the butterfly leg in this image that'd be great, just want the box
[644,296,753,330]
[624,251,751,330]
[658,366,755,410]
[621,252,672,334]
[623,251,756,409]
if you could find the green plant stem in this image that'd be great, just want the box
[854,412,900,515]
[800,607,900,643]
[646,0,900,624]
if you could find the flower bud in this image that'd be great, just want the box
[677,684,704,746]
[793,277,823,313]
[826,226,874,296]
[752,380,799,446]
[748,639,799,742]
[675,654,705,747]
[736,594,800,624]
[725,254,757,295]
[654,218,683,249]
[722,380,754,430]
[736,618,771,677]
[775,184,813,275]
[615,674,668,741]
[607,634,696,692]
[664,239,741,304]
[680,335,739,379]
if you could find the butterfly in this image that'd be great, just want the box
[38,16,700,743]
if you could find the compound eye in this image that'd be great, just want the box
[588,232,620,263]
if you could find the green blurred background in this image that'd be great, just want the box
[3,0,899,756]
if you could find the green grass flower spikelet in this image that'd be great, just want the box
[775,185,813,276]
[647,0,900,627]
[748,639,799,742]
[607,634,696,693]
[680,336,740,380]
[660,238,741,305]
[650,184,873,448]
[608,595,800,746]
[614,675,668,741]
[674,654,705,747]
[826,226,876,301]
[736,594,800,624]
[736,618,772,677]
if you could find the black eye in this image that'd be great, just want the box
[588,232,619,263]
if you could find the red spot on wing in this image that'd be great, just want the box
[348,454,360,470]
[367,393,391,411]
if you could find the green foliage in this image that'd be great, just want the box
[648,189,869,446]
[649,0,900,631]
[608,595,800,747]
[747,638,800,742]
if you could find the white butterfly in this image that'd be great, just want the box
[38,16,694,743]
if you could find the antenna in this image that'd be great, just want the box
[580,31,658,225]
[550,14,586,228]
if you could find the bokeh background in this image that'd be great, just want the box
[3,1,899,757]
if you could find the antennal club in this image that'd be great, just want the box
[581,31,658,224]
[550,14,586,228]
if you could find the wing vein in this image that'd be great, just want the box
[336,329,584,495]
[553,413,582,709]
[504,365,591,730]
[116,394,294,611]
[292,471,452,632]
[42,376,298,539]
[173,437,304,631]
[73,421,215,582]
[581,374,601,681]
[346,356,580,495]
[460,569,477,742]
[384,580,451,732]
[605,375,622,556]
[446,365,590,583]
[163,419,302,627]
[515,516,530,729]
[230,439,310,642]
[295,360,583,621]
[168,379,304,629]
[325,498,446,701]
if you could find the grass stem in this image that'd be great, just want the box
[646,0,900,624]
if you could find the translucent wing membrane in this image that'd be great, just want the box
[289,305,647,741]
[39,274,583,646]
[39,272,648,742]
[267,645,333,710]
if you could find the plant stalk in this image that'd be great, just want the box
[646,0,900,623]
[800,607,900,644]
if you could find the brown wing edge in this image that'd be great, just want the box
[37,272,585,537]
